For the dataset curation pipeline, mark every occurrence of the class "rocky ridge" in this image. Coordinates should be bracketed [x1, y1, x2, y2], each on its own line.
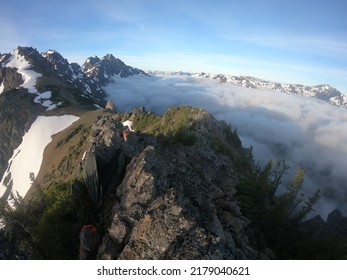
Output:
[50, 106, 270, 259]
[2, 105, 347, 259]
[87, 107, 268, 259]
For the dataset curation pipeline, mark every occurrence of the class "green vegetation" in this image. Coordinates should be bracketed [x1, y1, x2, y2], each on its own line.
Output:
[236, 160, 324, 259]
[56, 124, 85, 148]
[49, 125, 91, 183]
[208, 124, 253, 175]
[1, 183, 77, 259]
[131, 106, 199, 146]
[132, 112, 161, 132]
[0, 180, 105, 259]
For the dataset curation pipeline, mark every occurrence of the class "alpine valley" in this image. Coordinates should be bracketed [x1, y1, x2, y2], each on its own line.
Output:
[1, 46, 347, 260]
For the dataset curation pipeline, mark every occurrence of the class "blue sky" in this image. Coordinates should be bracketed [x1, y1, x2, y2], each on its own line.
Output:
[1, 0, 347, 92]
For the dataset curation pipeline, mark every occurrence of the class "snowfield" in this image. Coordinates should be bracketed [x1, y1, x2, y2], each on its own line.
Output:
[0, 115, 79, 204]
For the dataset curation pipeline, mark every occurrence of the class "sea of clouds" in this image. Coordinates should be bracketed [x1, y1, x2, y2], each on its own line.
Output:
[104, 75, 347, 219]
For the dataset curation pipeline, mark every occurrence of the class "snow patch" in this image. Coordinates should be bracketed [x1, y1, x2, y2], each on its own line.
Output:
[93, 104, 103, 109]
[0, 115, 79, 204]
[33, 91, 60, 111]
[69, 65, 78, 80]
[4, 49, 42, 93]
[46, 102, 63, 111]
[84, 83, 92, 94]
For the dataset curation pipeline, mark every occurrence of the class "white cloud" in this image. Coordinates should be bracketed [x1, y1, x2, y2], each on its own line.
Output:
[104, 75, 347, 219]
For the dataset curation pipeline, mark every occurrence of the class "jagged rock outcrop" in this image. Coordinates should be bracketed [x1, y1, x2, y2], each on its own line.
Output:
[75, 106, 271, 260]
[0, 67, 23, 92]
[41, 50, 105, 98]
[81, 115, 126, 209]
[301, 209, 347, 240]
[104, 100, 115, 112]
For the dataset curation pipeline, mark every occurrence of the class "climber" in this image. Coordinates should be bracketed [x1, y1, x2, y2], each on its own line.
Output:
[122, 126, 130, 142]
[79, 150, 87, 172]
[121, 120, 134, 142]
[122, 120, 135, 132]
[79, 224, 98, 259]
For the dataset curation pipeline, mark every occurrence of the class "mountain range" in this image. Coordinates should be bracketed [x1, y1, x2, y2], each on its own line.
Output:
[148, 71, 347, 108]
[1, 46, 346, 111]
[1, 46, 347, 260]
[1, 46, 346, 112]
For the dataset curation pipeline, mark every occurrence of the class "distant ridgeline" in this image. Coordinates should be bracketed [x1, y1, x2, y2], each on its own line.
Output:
[148, 71, 347, 109]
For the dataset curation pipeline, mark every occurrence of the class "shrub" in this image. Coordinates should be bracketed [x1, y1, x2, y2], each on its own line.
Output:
[236, 160, 321, 259]
[0, 182, 87, 259]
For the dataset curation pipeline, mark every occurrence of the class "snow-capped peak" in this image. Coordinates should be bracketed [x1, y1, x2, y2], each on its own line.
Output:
[82, 54, 148, 86]
[1, 48, 42, 94]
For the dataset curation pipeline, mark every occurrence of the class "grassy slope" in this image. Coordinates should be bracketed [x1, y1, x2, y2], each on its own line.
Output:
[25, 109, 113, 199]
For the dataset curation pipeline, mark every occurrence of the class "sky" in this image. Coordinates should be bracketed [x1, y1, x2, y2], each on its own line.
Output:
[1, 0, 347, 92]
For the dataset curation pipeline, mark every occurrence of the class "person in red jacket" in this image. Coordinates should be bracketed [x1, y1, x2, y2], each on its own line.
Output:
[79, 224, 98, 259]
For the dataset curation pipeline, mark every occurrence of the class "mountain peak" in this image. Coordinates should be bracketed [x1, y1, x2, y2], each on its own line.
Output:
[16, 46, 37, 56]
[42, 49, 68, 66]
[0, 46, 106, 111]
[103, 53, 117, 61]
[82, 53, 147, 85]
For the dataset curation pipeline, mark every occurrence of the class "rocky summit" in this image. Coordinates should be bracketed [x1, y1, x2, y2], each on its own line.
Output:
[91, 107, 261, 259]
[68, 106, 268, 259]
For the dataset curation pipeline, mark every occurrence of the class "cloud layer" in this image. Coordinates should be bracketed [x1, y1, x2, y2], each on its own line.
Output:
[104, 75, 347, 218]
